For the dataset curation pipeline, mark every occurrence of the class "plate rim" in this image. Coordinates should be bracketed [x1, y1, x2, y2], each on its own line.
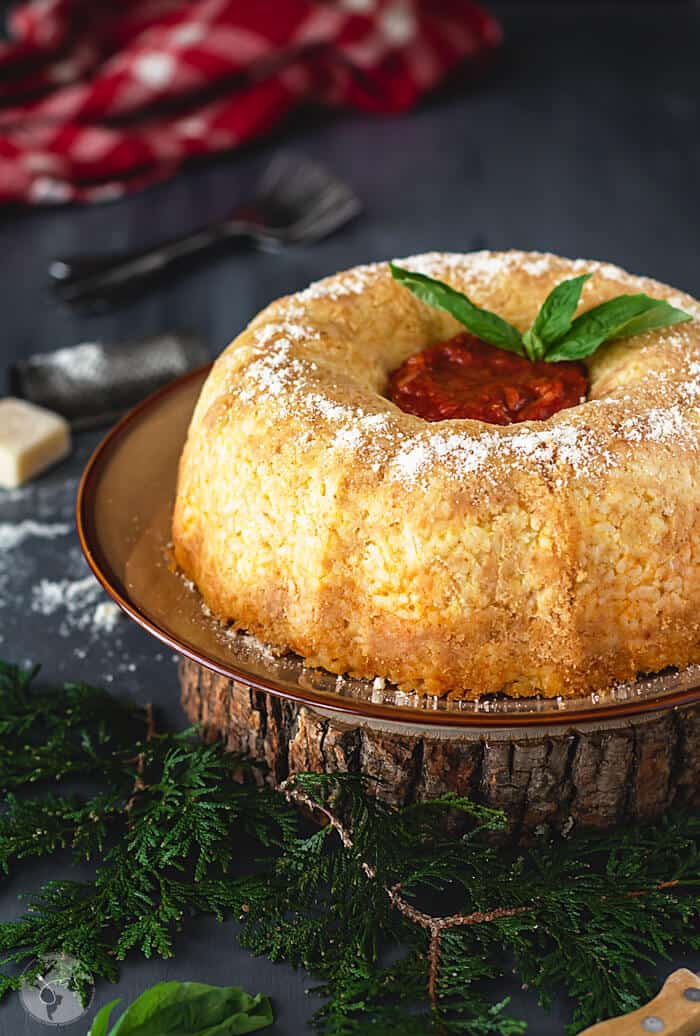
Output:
[76, 367, 700, 730]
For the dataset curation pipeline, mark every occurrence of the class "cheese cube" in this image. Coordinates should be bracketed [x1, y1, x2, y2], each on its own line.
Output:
[0, 398, 71, 489]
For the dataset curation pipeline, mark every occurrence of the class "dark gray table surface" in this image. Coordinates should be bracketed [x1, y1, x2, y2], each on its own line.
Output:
[1, 3, 699, 1033]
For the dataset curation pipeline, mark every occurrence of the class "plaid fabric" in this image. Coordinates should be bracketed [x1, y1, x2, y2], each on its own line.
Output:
[0, 0, 500, 205]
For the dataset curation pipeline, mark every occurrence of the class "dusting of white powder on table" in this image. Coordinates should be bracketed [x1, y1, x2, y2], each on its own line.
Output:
[0, 520, 71, 550]
[30, 576, 122, 637]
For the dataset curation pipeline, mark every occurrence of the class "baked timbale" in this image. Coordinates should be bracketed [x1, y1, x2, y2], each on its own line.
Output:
[173, 252, 700, 698]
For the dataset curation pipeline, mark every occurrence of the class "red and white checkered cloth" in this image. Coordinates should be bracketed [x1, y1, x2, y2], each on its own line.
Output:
[0, 0, 500, 205]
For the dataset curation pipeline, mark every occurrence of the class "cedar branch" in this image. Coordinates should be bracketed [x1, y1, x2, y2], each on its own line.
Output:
[280, 777, 532, 1012]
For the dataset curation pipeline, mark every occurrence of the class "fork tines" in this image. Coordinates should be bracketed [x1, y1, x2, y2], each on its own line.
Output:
[257, 152, 362, 242]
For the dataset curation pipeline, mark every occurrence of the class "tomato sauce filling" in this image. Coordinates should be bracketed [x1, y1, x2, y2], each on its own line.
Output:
[388, 333, 588, 425]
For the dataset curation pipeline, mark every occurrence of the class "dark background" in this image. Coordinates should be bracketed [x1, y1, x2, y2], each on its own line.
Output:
[1, 2, 699, 1033]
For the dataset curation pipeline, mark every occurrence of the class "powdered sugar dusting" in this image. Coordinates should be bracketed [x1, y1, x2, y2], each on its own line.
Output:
[227, 251, 700, 490]
[295, 262, 383, 303]
[392, 440, 433, 480]
[237, 323, 323, 407]
[362, 413, 389, 430]
[667, 292, 700, 319]
[402, 250, 512, 284]
[388, 421, 613, 487]
[238, 338, 304, 404]
[332, 426, 364, 450]
[401, 250, 700, 323]
[307, 393, 352, 423]
[332, 412, 390, 452]
[678, 359, 700, 402]
[506, 423, 606, 469]
[254, 321, 317, 346]
[569, 256, 630, 282]
[620, 406, 697, 447]
[393, 431, 496, 482]
[403, 249, 560, 285]
[519, 254, 556, 277]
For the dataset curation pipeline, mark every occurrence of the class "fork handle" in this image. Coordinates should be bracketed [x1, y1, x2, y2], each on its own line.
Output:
[579, 970, 700, 1035]
[49, 220, 246, 307]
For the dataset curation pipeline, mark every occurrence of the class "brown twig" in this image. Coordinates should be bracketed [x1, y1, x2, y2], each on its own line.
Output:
[281, 778, 690, 1015]
[279, 779, 377, 878]
[628, 878, 679, 898]
[385, 882, 530, 1008]
[280, 777, 532, 1012]
[125, 703, 155, 822]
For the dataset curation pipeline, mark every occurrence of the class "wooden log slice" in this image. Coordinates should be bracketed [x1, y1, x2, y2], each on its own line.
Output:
[180, 657, 700, 841]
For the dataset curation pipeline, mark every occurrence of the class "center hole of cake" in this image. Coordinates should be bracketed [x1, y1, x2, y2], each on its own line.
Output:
[388, 333, 589, 425]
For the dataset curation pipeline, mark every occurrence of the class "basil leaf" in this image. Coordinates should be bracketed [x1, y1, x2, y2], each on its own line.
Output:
[88, 999, 121, 1036]
[88, 981, 273, 1036]
[521, 327, 545, 362]
[545, 293, 693, 361]
[607, 299, 693, 339]
[390, 263, 525, 356]
[525, 274, 591, 357]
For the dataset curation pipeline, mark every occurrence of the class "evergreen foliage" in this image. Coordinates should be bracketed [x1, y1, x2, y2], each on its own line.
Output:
[1, 659, 699, 1034]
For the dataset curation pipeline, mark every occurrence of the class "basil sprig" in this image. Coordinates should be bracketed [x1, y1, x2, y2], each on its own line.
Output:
[390, 262, 692, 364]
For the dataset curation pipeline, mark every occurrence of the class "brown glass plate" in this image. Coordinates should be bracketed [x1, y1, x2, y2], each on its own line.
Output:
[77, 366, 700, 729]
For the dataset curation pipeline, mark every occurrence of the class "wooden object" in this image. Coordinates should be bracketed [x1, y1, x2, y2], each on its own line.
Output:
[180, 658, 700, 840]
[580, 969, 700, 1035]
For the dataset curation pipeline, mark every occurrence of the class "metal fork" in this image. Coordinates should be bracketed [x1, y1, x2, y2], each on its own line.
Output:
[49, 153, 362, 308]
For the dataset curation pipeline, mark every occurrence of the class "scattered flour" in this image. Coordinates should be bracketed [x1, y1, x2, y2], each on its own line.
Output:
[0, 459, 173, 684]
[0, 520, 73, 614]
[31, 576, 122, 638]
[32, 575, 102, 618]
[0, 520, 70, 551]
[93, 600, 123, 635]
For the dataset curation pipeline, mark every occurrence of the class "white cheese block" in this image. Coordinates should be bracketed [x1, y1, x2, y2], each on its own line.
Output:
[0, 398, 71, 489]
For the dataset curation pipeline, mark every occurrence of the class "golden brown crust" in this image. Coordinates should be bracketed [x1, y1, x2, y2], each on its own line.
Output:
[172, 251, 700, 698]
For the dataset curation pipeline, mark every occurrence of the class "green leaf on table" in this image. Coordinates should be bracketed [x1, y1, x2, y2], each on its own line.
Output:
[87, 998, 122, 1036]
[389, 263, 525, 355]
[522, 273, 591, 359]
[545, 293, 693, 361]
[86, 981, 273, 1036]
